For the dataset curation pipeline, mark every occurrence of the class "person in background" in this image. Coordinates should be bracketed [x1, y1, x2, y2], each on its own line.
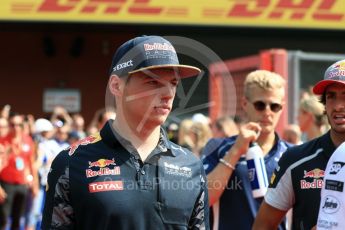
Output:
[0, 113, 38, 230]
[177, 118, 194, 151]
[71, 114, 86, 139]
[50, 106, 73, 130]
[282, 124, 302, 145]
[190, 121, 212, 158]
[166, 122, 179, 144]
[202, 70, 290, 230]
[87, 108, 116, 135]
[0, 118, 9, 143]
[298, 95, 329, 142]
[211, 116, 239, 138]
[253, 59, 345, 230]
[27, 118, 55, 230]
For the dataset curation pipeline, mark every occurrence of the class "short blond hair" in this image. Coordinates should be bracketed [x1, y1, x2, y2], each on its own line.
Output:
[300, 96, 326, 127]
[244, 70, 285, 98]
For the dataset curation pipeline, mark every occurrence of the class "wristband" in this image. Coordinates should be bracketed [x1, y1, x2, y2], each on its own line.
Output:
[219, 158, 235, 170]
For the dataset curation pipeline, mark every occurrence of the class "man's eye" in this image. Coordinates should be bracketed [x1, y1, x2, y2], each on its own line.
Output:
[171, 81, 179, 86]
[326, 94, 334, 100]
[147, 81, 159, 85]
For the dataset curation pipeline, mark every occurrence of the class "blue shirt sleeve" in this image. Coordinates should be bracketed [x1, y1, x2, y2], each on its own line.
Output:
[201, 138, 234, 175]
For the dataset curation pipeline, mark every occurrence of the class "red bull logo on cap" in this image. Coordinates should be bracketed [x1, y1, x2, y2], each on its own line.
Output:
[68, 133, 102, 156]
[333, 61, 345, 70]
[88, 158, 116, 168]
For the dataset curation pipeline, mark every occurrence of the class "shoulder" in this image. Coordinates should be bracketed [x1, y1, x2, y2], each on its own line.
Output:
[51, 149, 70, 170]
[202, 136, 237, 158]
[169, 141, 198, 160]
[66, 133, 103, 156]
[274, 135, 325, 177]
[168, 141, 204, 169]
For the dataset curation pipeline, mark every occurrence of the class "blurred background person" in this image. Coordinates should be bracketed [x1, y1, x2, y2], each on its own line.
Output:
[167, 122, 179, 144]
[0, 113, 38, 230]
[211, 116, 239, 138]
[0, 118, 9, 144]
[282, 124, 302, 145]
[87, 108, 116, 135]
[71, 114, 86, 139]
[297, 95, 329, 142]
[50, 106, 73, 132]
[190, 121, 212, 158]
[177, 118, 194, 151]
[27, 118, 55, 230]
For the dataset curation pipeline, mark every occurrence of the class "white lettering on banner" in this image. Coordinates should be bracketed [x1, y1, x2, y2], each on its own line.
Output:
[89, 181, 123, 193]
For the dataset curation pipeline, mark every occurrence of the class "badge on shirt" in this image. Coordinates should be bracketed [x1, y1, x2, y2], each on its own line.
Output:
[15, 157, 24, 171]
[321, 195, 341, 214]
[329, 161, 345, 175]
[325, 179, 344, 192]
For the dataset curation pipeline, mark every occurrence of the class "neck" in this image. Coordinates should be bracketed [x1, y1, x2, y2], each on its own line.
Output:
[13, 132, 22, 139]
[256, 131, 276, 155]
[330, 129, 345, 148]
[113, 116, 161, 161]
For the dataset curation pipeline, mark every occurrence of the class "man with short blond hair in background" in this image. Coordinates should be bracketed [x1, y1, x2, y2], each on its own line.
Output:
[202, 70, 291, 229]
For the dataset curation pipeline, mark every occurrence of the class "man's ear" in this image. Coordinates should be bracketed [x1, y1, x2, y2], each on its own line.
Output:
[108, 75, 123, 96]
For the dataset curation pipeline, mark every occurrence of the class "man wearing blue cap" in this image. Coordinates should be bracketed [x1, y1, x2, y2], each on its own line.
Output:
[42, 35, 209, 230]
[253, 59, 345, 230]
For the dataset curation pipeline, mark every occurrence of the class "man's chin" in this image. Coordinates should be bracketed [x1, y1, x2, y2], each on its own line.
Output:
[260, 126, 274, 134]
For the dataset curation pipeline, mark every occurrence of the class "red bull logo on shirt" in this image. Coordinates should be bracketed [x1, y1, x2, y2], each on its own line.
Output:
[88, 158, 116, 168]
[301, 168, 324, 189]
[86, 167, 121, 178]
[303, 168, 324, 179]
[68, 133, 102, 155]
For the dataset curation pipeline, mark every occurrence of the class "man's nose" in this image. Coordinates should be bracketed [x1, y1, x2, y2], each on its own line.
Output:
[160, 83, 176, 98]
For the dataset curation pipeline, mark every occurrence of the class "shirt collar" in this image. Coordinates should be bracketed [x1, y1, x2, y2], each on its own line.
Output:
[320, 131, 336, 160]
[100, 120, 173, 157]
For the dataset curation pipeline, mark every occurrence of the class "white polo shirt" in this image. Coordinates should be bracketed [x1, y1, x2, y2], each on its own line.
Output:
[317, 142, 345, 230]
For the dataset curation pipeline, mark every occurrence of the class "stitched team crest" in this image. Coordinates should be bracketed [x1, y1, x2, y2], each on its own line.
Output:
[68, 133, 102, 155]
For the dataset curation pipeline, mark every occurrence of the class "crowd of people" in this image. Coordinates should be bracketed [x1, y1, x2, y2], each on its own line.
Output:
[0, 88, 335, 230]
[0, 34, 344, 230]
[0, 89, 329, 230]
[0, 106, 115, 230]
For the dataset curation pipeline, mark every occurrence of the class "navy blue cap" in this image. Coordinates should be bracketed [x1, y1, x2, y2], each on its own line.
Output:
[109, 35, 201, 78]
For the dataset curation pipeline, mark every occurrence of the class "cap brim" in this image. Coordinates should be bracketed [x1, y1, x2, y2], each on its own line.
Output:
[128, 64, 201, 79]
[313, 80, 345, 95]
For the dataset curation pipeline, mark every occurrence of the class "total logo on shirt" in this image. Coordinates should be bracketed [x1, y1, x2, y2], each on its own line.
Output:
[89, 181, 124, 193]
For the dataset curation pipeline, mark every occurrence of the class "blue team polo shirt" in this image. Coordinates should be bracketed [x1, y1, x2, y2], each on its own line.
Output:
[202, 134, 291, 230]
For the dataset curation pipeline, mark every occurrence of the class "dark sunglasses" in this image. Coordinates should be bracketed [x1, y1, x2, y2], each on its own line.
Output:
[251, 101, 282, 113]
